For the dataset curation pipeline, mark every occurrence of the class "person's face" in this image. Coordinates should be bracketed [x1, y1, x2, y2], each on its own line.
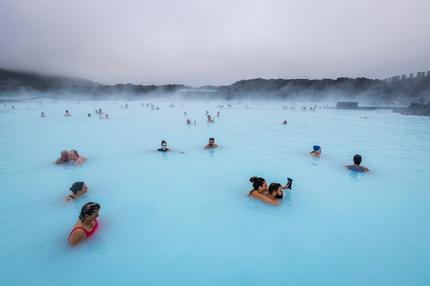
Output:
[61, 151, 69, 160]
[80, 184, 88, 194]
[260, 181, 268, 192]
[209, 139, 214, 146]
[69, 151, 77, 160]
[161, 143, 167, 150]
[275, 187, 283, 198]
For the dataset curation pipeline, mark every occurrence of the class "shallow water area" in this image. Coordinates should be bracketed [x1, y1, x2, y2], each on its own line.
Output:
[0, 99, 430, 286]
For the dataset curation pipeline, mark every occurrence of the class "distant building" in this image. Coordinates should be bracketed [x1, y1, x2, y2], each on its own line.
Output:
[336, 102, 358, 109]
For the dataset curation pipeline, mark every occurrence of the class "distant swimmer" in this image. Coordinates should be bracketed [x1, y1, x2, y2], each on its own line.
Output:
[204, 137, 218, 149]
[157, 140, 184, 153]
[267, 179, 293, 201]
[184, 112, 187, 116]
[216, 111, 220, 117]
[65, 182, 88, 201]
[68, 202, 100, 246]
[158, 140, 170, 152]
[309, 145, 321, 157]
[346, 154, 369, 173]
[248, 177, 277, 205]
[56, 150, 70, 164]
[69, 150, 86, 165]
[98, 108, 103, 115]
[88, 113, 92, 117]
[282, 120, 288, 125]
[64, 110, 71, 117]
[207, 115, 214, 123]
[186, 119, 191, 125]
[40, 112, 46, 117]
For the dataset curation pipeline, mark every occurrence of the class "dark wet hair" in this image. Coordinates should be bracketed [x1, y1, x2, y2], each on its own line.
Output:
[249, 176, 266, 191]
[209, 138, 215, 141]
[71, 150, 79, 157]
[353, 154, 362, 165]
[161, 140, 167, 145]
[70, 182, 85, 194]
[268, 183, 282, 194]
[79, 202, 100, 222]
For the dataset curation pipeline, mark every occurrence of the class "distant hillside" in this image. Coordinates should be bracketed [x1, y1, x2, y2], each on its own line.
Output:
[1, 68, 429, 104]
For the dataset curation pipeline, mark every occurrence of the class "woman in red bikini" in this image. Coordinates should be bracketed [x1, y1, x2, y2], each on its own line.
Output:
[68, 202, 100, 246]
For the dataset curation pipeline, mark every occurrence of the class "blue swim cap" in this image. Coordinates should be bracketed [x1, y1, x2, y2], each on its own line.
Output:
[313, 145, 321, 151]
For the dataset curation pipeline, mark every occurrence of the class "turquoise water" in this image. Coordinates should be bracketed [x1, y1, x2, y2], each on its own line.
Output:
[0, 99, 429, 286]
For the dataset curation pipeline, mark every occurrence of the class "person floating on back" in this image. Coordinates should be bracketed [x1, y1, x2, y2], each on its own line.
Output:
[65, 182, 88, 201]
[68, 202, 100, 246]
[55, 150, 70, 164]
[346, 154, 369, 173]
[204, 138, 218, 149]
[309, 145, 321, 157]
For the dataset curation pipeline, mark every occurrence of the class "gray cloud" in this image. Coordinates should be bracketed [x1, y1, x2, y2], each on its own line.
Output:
[0, 0, 429, 86]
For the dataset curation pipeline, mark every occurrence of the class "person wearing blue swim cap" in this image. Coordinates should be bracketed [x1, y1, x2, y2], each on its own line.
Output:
[309, 145, 322, 157]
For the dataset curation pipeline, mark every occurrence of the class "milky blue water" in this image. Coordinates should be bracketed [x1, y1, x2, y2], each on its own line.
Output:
[0, 99, 429, 286]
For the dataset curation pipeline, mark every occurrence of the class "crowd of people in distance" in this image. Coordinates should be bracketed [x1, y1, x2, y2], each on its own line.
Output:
[42, 102, 371, 247]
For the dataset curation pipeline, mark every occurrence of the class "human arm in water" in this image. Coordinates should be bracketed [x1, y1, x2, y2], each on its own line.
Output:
[68, 228, 86, 246]
[250, 191, 278, 205]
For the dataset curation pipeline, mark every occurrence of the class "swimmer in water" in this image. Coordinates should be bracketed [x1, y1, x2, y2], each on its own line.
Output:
[309, 145, 321, 157]
[157, 140, 185, 154]
[207, 115, 214, 123]
[267, 179, 293, 201]
[65, 182, 88, 201]
[40, 112, 46, 117]
[87, 113, 92, 117]
[68, 202, 100, 246]
[248, 177, 277, 205]
[186, 119, 191, 125]
[282, 120, 288, 125]
[204, 137, 218, 149]
[69, 150, 86, 165]
[55, 150, 70, 164]
[64, 110, 71, 117]
[345, 154, 369, 173]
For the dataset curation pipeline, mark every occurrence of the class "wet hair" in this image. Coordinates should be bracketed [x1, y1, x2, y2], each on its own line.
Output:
[353, 154, 362, 165]
[161, 140, 167, 146]
[70, 150, 79, 157]
[209, 137, 215, 141]
[79, 202, 100, 222]
[249, 176, 266, 191]
[70, 182, 85, 194]
[268, 183, 282, 194]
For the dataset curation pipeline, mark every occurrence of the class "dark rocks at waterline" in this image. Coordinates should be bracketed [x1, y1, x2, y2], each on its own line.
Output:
[396, 102, 430, 116]
[1, 68, 430, 103]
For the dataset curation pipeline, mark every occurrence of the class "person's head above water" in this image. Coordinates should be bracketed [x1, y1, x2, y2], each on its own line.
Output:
[353, 154, 362, 165]
[70, 182, 88, 195]
[268, 183, 283, 199]
[209, 138, 215, 145]
[158, 140, 169, 151]
[310, 145, 322, 156]
[249, 176, 267, 192]
[79, 202, 100, 223]
[69, 150, 79, 160]
[60, 150, 69, 161]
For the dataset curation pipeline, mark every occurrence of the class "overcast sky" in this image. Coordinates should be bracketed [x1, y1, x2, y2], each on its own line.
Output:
[0, 0, 429, 86]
